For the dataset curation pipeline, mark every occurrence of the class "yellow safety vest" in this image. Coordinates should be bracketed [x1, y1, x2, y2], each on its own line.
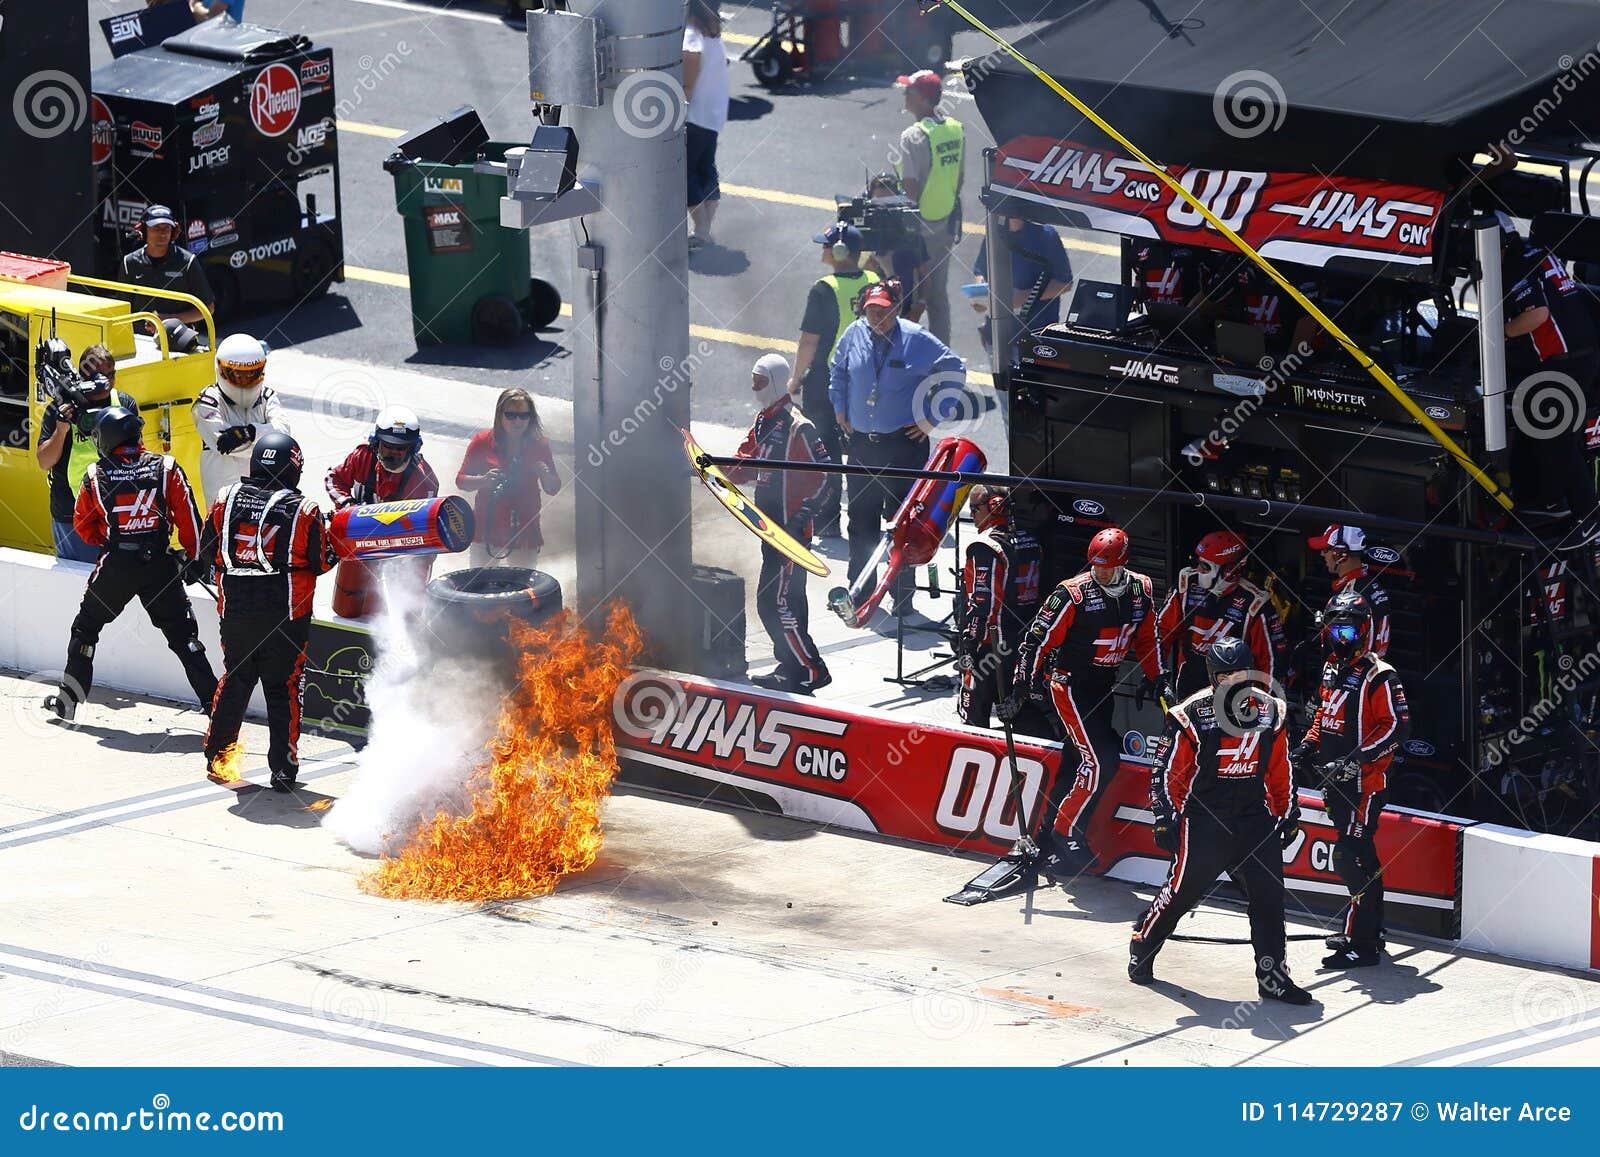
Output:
[901, 116, 964, 223]
[821, 270, 879, 358]
[65, 389, 130, 498]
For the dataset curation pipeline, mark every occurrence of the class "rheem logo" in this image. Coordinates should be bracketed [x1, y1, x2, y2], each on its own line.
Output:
[250, 64, 302, 137]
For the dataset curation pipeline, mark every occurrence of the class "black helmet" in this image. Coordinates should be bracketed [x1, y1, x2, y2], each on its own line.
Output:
[1204, 636, 1256, 682]
[249, 431, 304, 489]
[93, 407, 143, 458]
[1322, 590, 1372, 659]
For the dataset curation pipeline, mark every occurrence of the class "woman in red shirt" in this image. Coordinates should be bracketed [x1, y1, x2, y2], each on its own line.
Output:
[456, 388, 561, 569]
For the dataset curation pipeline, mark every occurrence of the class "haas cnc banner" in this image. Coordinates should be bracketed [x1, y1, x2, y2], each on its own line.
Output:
[991, 136, 1447, 274]
[617, 674, 1464, 937]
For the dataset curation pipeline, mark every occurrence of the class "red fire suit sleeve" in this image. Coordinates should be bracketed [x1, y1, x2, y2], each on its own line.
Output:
[1133, 576, 1163, 680]
[962, 541, 1007, 652]
[325, 446, 364, 508]
[787, 419, 836, 525]
[1155, 587, 1183, 676]
[722, 424, 760, 485]
[1264, 722, 1293, 819]
[164, 459, 204, 558]
[1015, 583, 1076, 689]
[1151, 714, 1199, 816]
[1356, 669, 1411, 787]
[73, 470, 108, 547]
[410, 457, 441, 499]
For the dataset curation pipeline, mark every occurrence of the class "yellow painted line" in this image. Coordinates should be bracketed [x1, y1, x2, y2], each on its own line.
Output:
[340, 120, 405, 139]
[723, 31, 760, 47]
[342, 270, 994, 386]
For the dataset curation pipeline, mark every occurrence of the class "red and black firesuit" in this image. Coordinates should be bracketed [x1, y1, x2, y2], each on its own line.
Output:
[202, 434, 338, 791]
[1297, 591, 1410, 966]
[1009, 528, 1163, 857]
[956, 488, 1044, 730]
[51, 409, 217, 718]
[1130, 637, 1308, 1002]
[324, 443, 440, 508]
[1156, 531, 1288, 697]
[725, 395, 838, 692]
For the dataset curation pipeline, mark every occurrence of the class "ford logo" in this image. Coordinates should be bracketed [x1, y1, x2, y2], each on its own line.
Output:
[1032, 345, 1058, 359]
[1368, 546, 1401, 565]
[1403, 739, 1436, 757]
[1072, 498, 1105, 517]
[1424, 405, 1450, 420]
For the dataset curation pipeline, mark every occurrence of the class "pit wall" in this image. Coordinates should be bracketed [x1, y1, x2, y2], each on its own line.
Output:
[2, 548, 1593, 972]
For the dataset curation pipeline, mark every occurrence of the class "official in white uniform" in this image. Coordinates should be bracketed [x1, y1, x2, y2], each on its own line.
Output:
[191, 333, 291, 505]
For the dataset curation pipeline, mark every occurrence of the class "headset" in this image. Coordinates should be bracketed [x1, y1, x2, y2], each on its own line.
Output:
[832, 235, 852, 262]
[852, 277, 904, 317]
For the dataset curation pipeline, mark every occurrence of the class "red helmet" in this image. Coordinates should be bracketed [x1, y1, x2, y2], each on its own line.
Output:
[1087, 527, 1130, 568]
[1194, 530, 1248, 582]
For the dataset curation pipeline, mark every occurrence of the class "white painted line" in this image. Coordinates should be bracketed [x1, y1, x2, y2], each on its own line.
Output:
[341, 0, 505, 25]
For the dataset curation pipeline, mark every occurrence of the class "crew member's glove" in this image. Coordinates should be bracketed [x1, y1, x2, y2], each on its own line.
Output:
[1289, 742, 1314, 767]
[1278, 805, 1302, 849]
[1152, 810, 1181, 854]
[1322, 757, 1361, 785]
[996, 692, 1026, 725]
[183, 558, 211, 587]
[215, 425, 255, 455]
[1135, 675, 1176, 710]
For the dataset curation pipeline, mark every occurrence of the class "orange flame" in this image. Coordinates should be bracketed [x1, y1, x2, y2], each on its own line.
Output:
[305, 799, 333, 813]
[205, 742, 244, 785]
[363, 604, 645, 902]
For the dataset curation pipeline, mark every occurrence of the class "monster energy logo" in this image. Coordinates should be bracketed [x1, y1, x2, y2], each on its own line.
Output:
[1291, 382, 1370, 411]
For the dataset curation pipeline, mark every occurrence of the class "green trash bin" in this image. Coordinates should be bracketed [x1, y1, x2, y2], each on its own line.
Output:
[388, 141, 562, 346]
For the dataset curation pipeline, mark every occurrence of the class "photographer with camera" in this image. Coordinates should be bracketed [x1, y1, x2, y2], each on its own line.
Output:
[787, 223, 878, 538]
[122, 205, 213, 336]
[893, 70, 964, 343]
[861, 173, 928, 325]
[456, 388, 561, 570]
[36, 343, 137, 563]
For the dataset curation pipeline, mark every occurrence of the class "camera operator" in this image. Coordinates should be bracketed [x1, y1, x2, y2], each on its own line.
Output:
[893, 70, 964, 343]
[828, 279, 964, 619]
[861, 173, 928, 326]
[36, 344, 137, 563]
[122, 205, 213, 335]
[788, 223, 878, 538]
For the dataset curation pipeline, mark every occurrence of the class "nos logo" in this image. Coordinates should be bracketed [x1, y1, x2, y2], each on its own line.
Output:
[935, 746, 1046, 842]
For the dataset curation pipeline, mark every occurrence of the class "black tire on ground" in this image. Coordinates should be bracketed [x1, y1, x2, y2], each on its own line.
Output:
[423, 566, 564, 671]
[526, 278, 562, 329]
[751, 44, 793, 88]
[291, 235, 337, 301]
[471, 293, 525, 346]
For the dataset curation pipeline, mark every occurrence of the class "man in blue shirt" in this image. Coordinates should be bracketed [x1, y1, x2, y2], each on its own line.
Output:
[829, 279, 965, 617]
[972, 215, 1074, 341]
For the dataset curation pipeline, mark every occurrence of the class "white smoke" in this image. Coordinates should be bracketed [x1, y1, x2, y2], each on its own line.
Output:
[322, 565, 498, 856]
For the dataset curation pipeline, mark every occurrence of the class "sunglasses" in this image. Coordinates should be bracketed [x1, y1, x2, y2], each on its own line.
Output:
[1327, 623, 1361, 643]
[503, 411, 533, 421]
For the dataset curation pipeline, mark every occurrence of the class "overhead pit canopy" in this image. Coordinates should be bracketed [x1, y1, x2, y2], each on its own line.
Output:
[971, 0, 1600, 273]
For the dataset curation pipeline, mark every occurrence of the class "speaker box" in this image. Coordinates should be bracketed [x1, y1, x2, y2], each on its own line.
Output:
[689, 564, 746, 680]
[387, 105, 490, 167]
[0, 3, 95, 269]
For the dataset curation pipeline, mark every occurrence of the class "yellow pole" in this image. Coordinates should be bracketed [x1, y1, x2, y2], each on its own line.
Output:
[940, 0, 1514, 511]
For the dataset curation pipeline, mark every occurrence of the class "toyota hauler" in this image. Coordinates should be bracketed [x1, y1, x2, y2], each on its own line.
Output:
[91, 19, 344, 319]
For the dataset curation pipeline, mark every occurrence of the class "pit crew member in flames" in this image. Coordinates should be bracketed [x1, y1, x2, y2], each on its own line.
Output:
[1307, 524, 1391, 657]
[725, 354, 838, 695]
[1001, 527, 1164, 872]
[1130, 637, 1312, 1005]
[44, 408, 218, 722]
[192, 333, 291, 501]
[1294, 590, 1410, 970]
[956, 485, 1045, 732]
[1155, 529, 1288, 698]
[201, 433, 337, 792]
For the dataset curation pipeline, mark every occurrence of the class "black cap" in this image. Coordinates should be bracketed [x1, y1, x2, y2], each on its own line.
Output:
[142, 204, 177, 228]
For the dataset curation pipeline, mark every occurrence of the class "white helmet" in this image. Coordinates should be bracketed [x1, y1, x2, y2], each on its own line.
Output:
[371, 405, 422, 473]
[215, 333, 268, 405]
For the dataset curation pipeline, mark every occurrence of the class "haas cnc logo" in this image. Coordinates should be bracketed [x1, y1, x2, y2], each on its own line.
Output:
[250, 64, 302, 137]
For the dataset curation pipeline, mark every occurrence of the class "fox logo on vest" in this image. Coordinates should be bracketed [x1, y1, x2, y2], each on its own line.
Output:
[113, 488, 162, 534]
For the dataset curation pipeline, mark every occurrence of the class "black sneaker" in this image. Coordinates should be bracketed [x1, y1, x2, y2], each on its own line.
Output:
[751, 671, 797, 692]
[1321, 946, 1381, 970]
[798, 671, 832, 695]
[270, 771, 297, 794]
[1556, 510, 1600, 552]
[1257, 969, 1314, 1005]
[43, 693, 76, 723]
[1324, 932, 1386, 952]
[1128, 945, 1156, 985]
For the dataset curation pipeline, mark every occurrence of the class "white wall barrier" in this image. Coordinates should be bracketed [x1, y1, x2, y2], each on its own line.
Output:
[1461, 823, 1600, 972]
[0, 546, 264, 717]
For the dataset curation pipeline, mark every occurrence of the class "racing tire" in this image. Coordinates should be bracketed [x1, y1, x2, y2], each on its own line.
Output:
[751, 44, 792, 89]
[526, 278, 562, 330]
[471, 293, 525, 346]
[423, 567, 564, 671]
[290, 235, 337, 302]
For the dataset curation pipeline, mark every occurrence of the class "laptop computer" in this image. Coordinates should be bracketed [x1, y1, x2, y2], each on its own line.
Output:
[1215, 319, 1267, 366]
[1066, 281, 1132, 333]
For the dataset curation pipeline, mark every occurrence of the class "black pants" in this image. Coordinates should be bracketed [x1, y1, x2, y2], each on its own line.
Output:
[846, 430, 925, 605]
[800, 394, 844, 532]
[1510, 351, 1599, 515]
[1133, 808, 1288, 978]
[756, 544, 827, 686]
[1325, 784, 1387, 949]
[959, 641, 1054, 736]
[62, 547, 216, 709]
[1042, 673, 1122, 846]
[205, 613, 312, 777]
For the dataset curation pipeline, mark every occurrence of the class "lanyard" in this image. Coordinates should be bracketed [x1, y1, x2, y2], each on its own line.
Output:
[867, 330, 895, 415]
